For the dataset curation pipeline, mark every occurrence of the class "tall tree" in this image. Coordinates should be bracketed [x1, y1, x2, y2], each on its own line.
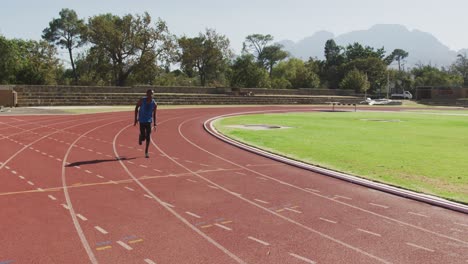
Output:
[385, 49, 409, 71]
[86, 12, 176, 86]
[324, 39, 343, 66]
[242, 34, 274, 61]
[340, 68, 370, 96]
[273, 58, 320, 89]
[230, 54, 269, 88]
[343, 42, 386, 62]
[451, 53, 468, 86]
[42, 8, 86, 84]
[258, 44, 288, 77]
[178, 29, 233, 86]
[0, 35, 18, 84]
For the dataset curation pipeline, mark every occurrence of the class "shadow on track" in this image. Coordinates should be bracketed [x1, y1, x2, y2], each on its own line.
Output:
[66, 157, 136, 167]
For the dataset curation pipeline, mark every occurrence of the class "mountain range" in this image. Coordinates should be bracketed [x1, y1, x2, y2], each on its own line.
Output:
[279, 24, 467, 68]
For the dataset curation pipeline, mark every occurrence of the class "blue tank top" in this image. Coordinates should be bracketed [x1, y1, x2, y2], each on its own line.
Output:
[139, 97, 156, 123]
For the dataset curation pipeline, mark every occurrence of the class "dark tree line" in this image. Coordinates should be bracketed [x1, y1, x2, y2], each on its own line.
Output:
[0, 8, 467, 94]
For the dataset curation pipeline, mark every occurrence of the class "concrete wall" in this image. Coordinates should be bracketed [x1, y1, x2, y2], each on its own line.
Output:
[0, 87, 17, 107]
[6, 85, 357, 97]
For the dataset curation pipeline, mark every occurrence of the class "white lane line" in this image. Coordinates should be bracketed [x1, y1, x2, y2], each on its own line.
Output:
[186, 179, 197, 183]
[247, 236, 270, 246]
[96, 152, 103, 155]
[27, 181, 35, 186]
[19, 176, 25, 180]
[56, 158, 62, 161]
[144, 259, 156, 264]
[231, 192, 242, 196]
[200, 164, 209, 167]
[5, 165, 10, 169]
[139, 165, 148, 168]
[214, 223, 232, 231]
[85, 170, 92, 174]
[254, 199, 269, 204]
[369, 203, 389, 209]
[408, 212, 429, 218]
[450, 228, 464, 233]
[77, 214, 88, 221]
[358, 228, 382, 237]
[185, 211, 201, 219]
[144, 194, 153, 199]
[289, 253, 316, 263]
[49, 155, 54, 158]
[208, 185, 219, 189]
[127, 161, 134, 164]
[454, 222, 468, 227]
[162, 202, 175, 208]
[125, 187, 135, 191]
[37, 188, 44, 192]
[75, 166, 81, 169]
[48, 195, 57, 201]
[94, 226, 108, 234]
[35, 149, 40, 152]
[96, 174, 104, 179]
[153, 169, 162, 172]
[61, 204, 70, 210]
[334, 195, 352, 200]
[406, 242, 435, 252]
[41, 152, 47, 155]
[256, 177, 268, 181]
[305, 188, 320, 193]
[235, 172, 246, 175]
[11, 170, 17, 174]
[185, 160, 193, 163]
[319, 217, 337, 224]
[117, 240, 133, 250]
[284, 208, 302, 214]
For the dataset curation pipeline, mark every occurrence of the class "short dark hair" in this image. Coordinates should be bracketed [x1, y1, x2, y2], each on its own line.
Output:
[146, 89, 154, 95]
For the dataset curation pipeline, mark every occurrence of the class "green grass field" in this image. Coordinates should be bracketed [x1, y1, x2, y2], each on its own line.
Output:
[215, 111, 468, 204]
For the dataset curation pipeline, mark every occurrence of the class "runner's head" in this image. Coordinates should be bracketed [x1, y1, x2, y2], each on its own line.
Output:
[146, 89, 154, 99]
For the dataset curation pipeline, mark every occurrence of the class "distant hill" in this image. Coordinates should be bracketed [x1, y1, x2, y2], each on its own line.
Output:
[279, 24, 466, 68]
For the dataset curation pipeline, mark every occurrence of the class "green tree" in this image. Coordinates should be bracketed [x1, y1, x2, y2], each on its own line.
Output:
[385, 49, 409, 71]
[242, 34, 274, 61]
[86, 12, 176, 86]
[178, 29, 233, 86]
[12, 39, 61, 85]
[342, 57, 387, 94]
[0, 35, 18, 84]
[412, 65, 463, 87]
[42, 8, 87, 84]
[323, 39, 344, 88]
[343, 42, 385, 62]
[258, 44, 288, 77]
[324, 39, 343, 66]
[340, 68, 370, 96]
[273, 58, 320, 88]
[230, 54, 269, 88]
[451, 53, 468, 86]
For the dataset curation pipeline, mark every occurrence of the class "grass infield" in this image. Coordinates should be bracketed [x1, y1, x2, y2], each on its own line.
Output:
[215, 111, 468, 204]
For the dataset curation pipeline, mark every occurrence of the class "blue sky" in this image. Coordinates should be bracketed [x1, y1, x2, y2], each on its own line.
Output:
[1, 0, 467, 55]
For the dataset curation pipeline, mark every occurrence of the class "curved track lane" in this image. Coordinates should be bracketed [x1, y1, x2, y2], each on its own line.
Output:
[0, 106, 467, 264]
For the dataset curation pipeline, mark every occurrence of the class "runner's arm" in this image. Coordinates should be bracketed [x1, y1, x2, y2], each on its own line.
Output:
[134, 99, 142, 126]
[153, 102, 158, 128]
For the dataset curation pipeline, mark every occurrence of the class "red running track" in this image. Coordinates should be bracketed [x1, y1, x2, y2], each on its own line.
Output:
[0, 106, 467, 264]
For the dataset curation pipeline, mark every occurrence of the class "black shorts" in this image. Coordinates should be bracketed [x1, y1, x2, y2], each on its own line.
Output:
[139, 122, 152, 141]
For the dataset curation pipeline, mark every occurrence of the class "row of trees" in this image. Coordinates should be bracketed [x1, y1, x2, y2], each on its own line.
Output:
[1, 8, 468, 94]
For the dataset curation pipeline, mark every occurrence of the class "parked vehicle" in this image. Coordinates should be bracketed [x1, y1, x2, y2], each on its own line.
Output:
[391, 91, 412, 99]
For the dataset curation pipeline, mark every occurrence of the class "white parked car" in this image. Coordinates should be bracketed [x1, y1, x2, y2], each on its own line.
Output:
[391, 91, 412, 99]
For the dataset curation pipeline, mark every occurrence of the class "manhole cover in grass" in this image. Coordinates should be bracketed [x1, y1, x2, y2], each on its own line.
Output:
[360, 119, 402, 122]
[227, 124, 292, 130]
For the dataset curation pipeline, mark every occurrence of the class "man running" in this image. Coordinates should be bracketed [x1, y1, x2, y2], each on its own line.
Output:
[134, 89, 157, 158]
